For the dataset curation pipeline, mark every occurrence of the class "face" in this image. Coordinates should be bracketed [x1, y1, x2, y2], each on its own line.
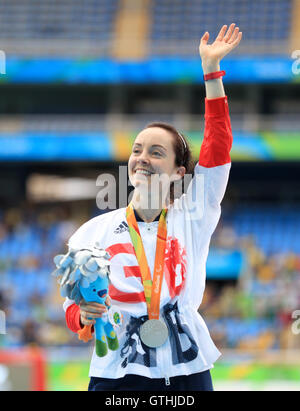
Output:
[128, 127, 185, 194]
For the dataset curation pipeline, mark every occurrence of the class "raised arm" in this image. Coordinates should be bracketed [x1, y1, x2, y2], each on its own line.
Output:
[175, 25, 243, 230]
[199, 24, 242, 99]
[197, 24, 242, 169]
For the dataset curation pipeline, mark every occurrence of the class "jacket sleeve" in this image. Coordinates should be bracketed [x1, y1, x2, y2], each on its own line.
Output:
[199, 96, 233, 168]
[65, 302, 82, 333]
[172, 96, 233, 241]
[62, 218, 99, 334]
[197, 95, 233, 212]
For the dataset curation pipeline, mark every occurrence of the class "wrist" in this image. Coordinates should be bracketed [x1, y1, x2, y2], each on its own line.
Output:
[201, 60, 221, 75]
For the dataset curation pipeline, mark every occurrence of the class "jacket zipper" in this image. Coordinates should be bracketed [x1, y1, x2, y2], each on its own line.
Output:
[157, 322, 171, 386]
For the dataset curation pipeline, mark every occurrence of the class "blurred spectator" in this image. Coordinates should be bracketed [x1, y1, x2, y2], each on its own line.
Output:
[21, 319, 40, 346]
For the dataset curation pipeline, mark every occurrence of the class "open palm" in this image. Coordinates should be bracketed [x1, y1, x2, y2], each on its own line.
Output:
[199, 24, 242, 64]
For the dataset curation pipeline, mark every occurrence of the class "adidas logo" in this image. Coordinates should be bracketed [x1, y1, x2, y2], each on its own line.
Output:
[114, 221, 129, 234]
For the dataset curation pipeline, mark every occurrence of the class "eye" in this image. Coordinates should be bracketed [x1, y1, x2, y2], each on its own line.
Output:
[93, 289, 96, 292]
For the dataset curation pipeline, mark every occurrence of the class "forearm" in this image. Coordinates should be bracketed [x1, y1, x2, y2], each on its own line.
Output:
[202, 61, 225, 99]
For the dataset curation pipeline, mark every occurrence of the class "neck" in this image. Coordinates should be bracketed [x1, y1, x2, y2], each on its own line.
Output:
[134, 207, 162, 223]
[131, 190, 166, 223]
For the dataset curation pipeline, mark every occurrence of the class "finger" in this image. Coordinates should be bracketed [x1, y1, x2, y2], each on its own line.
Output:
[228, 27, 240, 44]
[84, 306, 107, 315]
[227, 32, 242, 53]
[215, 25, 227, 41]
[200, 31, 209, 45]
[85, 312, 105, 319]
[80, 312, 96, 325]
[89, 303, 107, 311]
[81, 310, 104, 320]
[80, 302, 107, 311]
[83, 301, 106, 307]
[81, 316, 96, 326]
[224, 23, 235, 43]
[82, 318, 95, 325]
[233, 32, 243, 46]
[105, 296, 111, 307]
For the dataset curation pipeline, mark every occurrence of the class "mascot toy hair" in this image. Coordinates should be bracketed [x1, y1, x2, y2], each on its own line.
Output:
[52, 242, 122, 357]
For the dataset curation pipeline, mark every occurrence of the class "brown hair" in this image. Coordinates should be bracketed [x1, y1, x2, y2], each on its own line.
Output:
[144, 122, 195, 204]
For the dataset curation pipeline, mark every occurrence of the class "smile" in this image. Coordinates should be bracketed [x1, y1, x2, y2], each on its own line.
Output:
[134, 169, 153, 176]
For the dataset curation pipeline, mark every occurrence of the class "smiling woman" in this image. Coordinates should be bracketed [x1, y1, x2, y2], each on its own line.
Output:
[127, 123, 194, 222]
[61, 24, 242, 392]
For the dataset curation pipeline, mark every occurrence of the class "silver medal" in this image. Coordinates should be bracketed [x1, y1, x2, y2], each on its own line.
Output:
[139, 319, 169, 348]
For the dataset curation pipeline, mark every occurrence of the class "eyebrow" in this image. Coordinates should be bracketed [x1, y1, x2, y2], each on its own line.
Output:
[133, 143, 167, 151]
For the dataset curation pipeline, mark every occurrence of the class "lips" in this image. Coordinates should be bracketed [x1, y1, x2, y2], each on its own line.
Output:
[134, 169, 153, 175]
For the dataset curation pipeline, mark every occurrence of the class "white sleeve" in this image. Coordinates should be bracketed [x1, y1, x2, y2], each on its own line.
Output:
[61, 219, 98, 312]
[67, 216, 100, 249]
[63, 297, 75, 312]
[173, 162, 231, 234]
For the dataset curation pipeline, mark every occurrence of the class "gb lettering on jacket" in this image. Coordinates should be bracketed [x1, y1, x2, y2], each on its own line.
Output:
[106, 236, 187, 304]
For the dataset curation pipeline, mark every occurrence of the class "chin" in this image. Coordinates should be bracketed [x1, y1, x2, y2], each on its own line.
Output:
[131, 173, 151, 185]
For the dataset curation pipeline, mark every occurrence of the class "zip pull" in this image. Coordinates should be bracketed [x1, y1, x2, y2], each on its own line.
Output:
[165, 376, 170, 386]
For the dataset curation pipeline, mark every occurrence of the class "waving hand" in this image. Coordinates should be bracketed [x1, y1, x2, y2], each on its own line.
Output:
[199, 24, 242, 69]
[199, 24, 242, 98]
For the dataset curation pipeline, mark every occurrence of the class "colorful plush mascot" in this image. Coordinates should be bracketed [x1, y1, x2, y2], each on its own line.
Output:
[52, 242, 122, 357]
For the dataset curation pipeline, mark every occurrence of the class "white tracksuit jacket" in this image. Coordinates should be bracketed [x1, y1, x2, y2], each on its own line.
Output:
[63, 96, 233, 380]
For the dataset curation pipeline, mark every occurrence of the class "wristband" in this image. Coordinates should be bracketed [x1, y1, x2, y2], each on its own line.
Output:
[203, 70, 226, 81]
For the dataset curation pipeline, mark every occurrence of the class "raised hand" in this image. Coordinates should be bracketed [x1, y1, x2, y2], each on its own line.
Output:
[199, 24, 242, 72]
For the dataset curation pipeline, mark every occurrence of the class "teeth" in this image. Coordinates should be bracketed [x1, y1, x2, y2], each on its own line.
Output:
[135, 170, 152, 175]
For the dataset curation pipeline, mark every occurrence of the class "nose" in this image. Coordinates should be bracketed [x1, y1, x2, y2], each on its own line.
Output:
[137, 156, 150, 166]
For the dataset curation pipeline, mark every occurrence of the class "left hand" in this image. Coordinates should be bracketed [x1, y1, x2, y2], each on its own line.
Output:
[199, 24, 242, 72]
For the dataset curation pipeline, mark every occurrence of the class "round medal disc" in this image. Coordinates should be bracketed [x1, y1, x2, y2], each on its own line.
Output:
[139, 319, 169, 348]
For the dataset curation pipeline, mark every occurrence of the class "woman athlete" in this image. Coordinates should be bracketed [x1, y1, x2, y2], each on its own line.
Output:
[63, 24, 242, 391]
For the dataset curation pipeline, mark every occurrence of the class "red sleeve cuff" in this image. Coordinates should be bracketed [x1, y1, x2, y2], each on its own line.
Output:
[65, 303, 82, 333]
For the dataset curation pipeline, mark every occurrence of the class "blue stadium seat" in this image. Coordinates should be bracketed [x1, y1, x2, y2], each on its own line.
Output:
[229, 204, 300, 255]
[150, 0, 292, 55]
[0, 0, 119, 41]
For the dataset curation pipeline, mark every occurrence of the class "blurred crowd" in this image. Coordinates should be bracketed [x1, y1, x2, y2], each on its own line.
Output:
[0, 203, 80, 348]
[202, 223, 300, 351]
[0, 202, 300, 352]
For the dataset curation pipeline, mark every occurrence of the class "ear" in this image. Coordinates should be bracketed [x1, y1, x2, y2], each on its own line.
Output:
[173, 166, 186, 181]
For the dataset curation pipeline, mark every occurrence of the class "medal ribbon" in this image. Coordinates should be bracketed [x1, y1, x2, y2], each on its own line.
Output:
[126, 203, 168, 320]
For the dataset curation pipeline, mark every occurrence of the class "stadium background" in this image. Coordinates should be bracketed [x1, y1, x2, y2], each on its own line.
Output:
[0, 0, 300, 391]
